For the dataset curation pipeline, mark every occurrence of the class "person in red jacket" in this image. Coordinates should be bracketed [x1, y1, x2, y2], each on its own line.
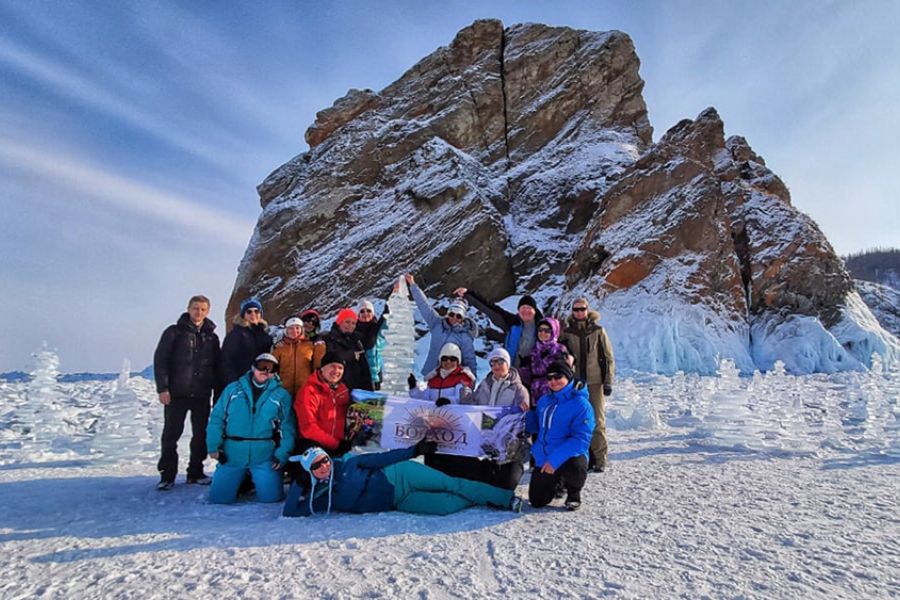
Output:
[407, 343, 474, 404]
[294, 352, 351, 459]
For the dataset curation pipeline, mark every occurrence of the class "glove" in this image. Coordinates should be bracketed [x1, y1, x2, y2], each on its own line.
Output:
[603, 384, 613, 397]
[335, 439, 352, 455]
[414, 439, 438, 456]
[407, 374, 417, 390]
[434, 397, 451, 407]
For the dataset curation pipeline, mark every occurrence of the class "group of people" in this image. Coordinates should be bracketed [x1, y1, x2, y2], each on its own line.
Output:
[152, 275, 615, 516]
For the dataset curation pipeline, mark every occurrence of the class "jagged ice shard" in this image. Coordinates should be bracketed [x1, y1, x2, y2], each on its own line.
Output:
[380, 276, 417, 395]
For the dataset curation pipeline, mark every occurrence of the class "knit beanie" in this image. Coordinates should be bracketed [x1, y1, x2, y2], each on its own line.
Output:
[336, 308, 358, 323]
[320, 351, 345, 368]
[517, 295, 537, 310]
[439, 343, 462, 362]
[487, 347, 511, 364]
[447, 300, 467, 317]
[546, 359, 574, 382]
[358, 300, 375, 313]
[291, 446, 329, 473]
[240, 298, 263, 316]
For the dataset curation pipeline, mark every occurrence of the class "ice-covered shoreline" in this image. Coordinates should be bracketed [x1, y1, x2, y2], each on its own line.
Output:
[1, 350, 898, 597]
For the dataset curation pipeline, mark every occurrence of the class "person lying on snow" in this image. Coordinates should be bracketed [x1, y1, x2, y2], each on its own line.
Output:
[282, 442, 524, 517]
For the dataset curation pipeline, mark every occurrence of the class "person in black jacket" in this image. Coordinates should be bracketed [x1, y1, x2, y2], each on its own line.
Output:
[218, 297, 273, 394]
[322, 308, 374, 392]
[153, 295, 220, 490]
[454, 288, 543, 387]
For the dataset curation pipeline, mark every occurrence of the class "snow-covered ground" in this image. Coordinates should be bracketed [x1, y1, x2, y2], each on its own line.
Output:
[1, 352, 898, 599]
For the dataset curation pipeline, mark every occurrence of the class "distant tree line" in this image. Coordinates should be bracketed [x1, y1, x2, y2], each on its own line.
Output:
[843, 248, 900, 285]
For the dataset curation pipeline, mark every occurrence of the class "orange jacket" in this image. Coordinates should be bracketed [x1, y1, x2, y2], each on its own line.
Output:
[273, 337, 325, 397]
[294, 370, 350, 451]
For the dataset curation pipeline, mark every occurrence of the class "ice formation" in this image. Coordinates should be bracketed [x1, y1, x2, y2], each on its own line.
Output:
[380, 276, 417, 395]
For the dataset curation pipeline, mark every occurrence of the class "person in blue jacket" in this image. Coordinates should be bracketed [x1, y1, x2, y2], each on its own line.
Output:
[525, 359, 594, 511]
[405, 273, 478, 377]
[206, 353, 297, 504]
[282, 442, 523, 517]
[453, 287, 542, 388]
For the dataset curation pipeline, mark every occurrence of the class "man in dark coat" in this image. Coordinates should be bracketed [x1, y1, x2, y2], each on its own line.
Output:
[153, 295, 220, 490]
[559, 297, 615, 472]
[218, 298, 273, 394]
[322, 308, 374, 392]
[454, 287, 543, 380]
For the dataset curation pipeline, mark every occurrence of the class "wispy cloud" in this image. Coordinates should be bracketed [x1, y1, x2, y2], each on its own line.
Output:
[0, 139, 255, 244]
[0, 34, 248, 171]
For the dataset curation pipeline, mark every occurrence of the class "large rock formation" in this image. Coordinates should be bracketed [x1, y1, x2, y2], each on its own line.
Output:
[562, 107, 897, 373]
[229, 19, 898, 374]
[230, 19, 649, 319]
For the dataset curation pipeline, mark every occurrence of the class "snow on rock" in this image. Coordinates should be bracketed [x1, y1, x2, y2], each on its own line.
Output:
[856, 278, 900, 338]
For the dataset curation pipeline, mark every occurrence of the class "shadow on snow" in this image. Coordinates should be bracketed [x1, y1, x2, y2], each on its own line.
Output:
[0, 475, 519, 563]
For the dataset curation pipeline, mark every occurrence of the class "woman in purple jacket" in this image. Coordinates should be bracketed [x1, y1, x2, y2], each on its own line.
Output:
[527, 318, 571, 403]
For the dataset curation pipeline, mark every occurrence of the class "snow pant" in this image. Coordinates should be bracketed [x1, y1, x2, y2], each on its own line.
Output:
[528, 455, 588, 508]
[382, 460, 514, 515]
[587, 384, 608, 468]
[209, 461, 284, 504]
[157, 395, 210, 482]
[425, 453, 524, 490]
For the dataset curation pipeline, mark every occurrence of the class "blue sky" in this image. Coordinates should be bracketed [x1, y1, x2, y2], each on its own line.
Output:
[1, 1, 898, 372]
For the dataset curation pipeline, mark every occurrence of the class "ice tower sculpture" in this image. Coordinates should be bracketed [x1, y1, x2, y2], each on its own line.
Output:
[92, 359, 148, 459]
[24, 342, 64, 451]
[380, 276, 417, 395]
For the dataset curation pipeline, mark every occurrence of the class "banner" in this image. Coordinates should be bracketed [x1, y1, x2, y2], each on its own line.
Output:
[346, 391, 529, 463]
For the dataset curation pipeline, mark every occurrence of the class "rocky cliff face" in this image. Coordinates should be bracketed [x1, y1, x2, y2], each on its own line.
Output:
[229, 19, 898, 374]
[230, 19, 649, 320]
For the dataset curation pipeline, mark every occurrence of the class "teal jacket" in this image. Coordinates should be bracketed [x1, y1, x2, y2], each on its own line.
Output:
[207, 372, 297, 466]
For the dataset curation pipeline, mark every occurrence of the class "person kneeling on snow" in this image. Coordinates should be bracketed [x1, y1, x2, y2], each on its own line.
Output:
[282, 443, 524, 517]
[526, 359, 593, 511]
[206, 353, 297, 504]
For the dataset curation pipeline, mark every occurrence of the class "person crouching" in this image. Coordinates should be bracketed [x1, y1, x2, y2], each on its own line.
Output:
[525, 359, 594, 511]
[206, 353, 297, 504]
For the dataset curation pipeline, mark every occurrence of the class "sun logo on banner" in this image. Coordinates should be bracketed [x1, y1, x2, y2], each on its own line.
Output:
[394, 406, 469, 448]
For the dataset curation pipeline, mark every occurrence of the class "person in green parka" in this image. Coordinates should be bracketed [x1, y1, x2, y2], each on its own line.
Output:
[207, 353, 297, 504]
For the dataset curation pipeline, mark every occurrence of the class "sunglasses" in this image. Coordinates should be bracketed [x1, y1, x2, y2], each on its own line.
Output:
[547, 373, 567, 381]
[359, 309, 373, 314]
[254, 365, 275, 374]
[440, 356, 459, 363]
[489, 358, 507, 366]
[537, 327, 553, 334]
[447, 312, 464, 319]
[572, 307, 587, 312]
[301, 316, 319, 323]
[311, 457, 331, 471]
[245, 308, 261, 314]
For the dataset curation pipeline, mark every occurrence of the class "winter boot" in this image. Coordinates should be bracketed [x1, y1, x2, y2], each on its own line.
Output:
[187, 474, 212, 485]
[509, 496, 525, 513]
[156, 480, 175, 491]
[554, 480, 566, 499]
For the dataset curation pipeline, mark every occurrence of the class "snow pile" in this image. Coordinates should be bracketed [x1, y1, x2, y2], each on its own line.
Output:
[606, 376, 662, 430]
